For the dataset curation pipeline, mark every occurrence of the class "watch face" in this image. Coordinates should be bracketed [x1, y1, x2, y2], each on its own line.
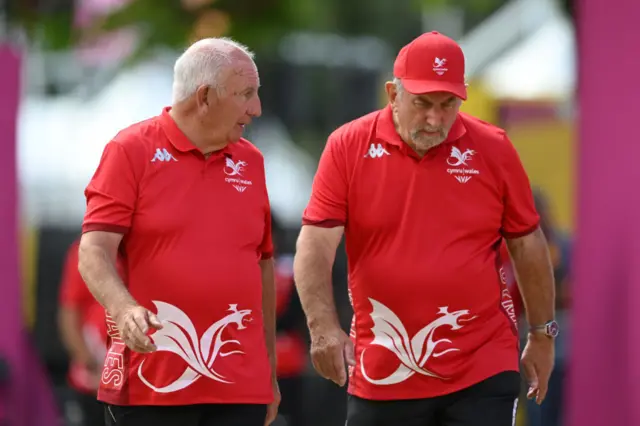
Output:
[546, 321, 559, 337]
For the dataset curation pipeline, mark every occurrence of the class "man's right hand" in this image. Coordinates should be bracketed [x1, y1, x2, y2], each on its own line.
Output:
[309, 326, 355, 387]
[113, 304, 163, 353]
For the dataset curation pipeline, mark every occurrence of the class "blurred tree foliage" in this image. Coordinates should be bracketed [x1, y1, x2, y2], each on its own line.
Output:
[6, 0, 75, 50]
[5, 0, 521, 58]
[5, 0, 325, 55]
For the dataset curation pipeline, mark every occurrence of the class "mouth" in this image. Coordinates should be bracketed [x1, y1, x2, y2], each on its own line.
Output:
[239, 118, 252, 125]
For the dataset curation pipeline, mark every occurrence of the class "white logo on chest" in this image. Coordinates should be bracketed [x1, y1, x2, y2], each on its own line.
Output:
[446, 147, 480, 183]
[151, 148, 177, 162]
[364, 143, 390, 158]
[360, 298, 476, 385]
[224, 158, 246, 176]
[223, 157, 252, 192]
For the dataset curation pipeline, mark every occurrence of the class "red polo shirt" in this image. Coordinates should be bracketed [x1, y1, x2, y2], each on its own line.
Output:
[303, 105, 539, 400]
[83, 107, 274, 406]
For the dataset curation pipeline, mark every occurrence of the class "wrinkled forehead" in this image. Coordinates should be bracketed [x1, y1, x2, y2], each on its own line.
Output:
[221, 55, 260, 89]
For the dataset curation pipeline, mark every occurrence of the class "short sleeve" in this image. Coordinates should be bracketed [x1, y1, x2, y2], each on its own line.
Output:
[500, 135, 540, 238]
[59, 241, 92, 308]
[82, 141, 137, 234]
[302, 132, 348, 227]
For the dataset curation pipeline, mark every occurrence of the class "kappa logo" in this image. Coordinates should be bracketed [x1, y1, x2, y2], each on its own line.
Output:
[364, 143, 390, 159]
[433, 57, 448, 76]
[446, 147, 480, 183]
[151, 148, 177, 162]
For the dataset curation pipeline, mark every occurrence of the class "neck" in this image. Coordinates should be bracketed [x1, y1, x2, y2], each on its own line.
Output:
[169, 107, 227, 154]
[392, 114, 432, 158]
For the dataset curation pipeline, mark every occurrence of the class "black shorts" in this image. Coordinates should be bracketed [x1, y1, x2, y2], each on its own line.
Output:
[104, 402, 267, 426]
[347, 371, 520, 426]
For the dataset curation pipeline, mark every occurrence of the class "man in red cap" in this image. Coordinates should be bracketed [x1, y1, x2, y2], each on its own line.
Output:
[293, 31, 557, 426]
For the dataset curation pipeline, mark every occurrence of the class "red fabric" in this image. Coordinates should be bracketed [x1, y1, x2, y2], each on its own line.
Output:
[275, 333, 306, 378]
[275, 263, 295, 316]
[303, 106, 539, 400]
[274, 257, 306, 378]
[84, 108, 273, 406]
[393, 31, 467, 100]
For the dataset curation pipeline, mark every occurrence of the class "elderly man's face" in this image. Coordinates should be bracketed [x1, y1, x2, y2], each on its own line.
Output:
[386, 82, 461, 154]
[204, 57, 262, 144]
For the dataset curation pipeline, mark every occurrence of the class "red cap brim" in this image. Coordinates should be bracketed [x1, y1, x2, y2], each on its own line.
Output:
[401, 79, 467, 100]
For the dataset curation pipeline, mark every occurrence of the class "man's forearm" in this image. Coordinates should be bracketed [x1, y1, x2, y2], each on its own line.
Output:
[260, 258, 277, 377]
[78, 243, 135, 314]
[293, 239, 340, 331]
[506, 227, 556, 326]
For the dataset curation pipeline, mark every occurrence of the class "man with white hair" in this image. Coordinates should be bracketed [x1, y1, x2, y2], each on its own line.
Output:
[78, 37, 280, 426]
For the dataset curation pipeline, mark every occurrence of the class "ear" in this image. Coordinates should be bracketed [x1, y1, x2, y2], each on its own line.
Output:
[385, 81, 398, 105]
[195, 85, 210, 108]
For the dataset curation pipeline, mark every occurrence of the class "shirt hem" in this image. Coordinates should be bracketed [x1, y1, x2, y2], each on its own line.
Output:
[502, 222, 540, 239]
[98, 394, 275, 406]
[83, 223, 130, 234]
[347, 367, 519, 401]
[301, 218, 345, 228]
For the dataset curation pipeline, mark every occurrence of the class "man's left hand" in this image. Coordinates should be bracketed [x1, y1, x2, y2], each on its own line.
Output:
[264, 379, 281, 425]
[521, 332, 555, 405]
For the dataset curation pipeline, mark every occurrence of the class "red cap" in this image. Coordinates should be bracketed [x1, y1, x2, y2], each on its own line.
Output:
[393, 31, 467, 100]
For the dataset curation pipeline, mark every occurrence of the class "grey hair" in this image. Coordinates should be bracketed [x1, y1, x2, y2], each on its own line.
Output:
[392, 76, 469, 105]
[393, 76, 470, 97]
[172, 37, 255, 103]
[392, 77, 405, 97]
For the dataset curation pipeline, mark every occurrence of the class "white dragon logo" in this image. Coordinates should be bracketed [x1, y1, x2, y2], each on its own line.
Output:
[361, 298, 477, 385]
[137, 301, 252, 393]
[446, 147, 476, 167]
[223, 158, 247, 176]
[433, 57, 447, 68]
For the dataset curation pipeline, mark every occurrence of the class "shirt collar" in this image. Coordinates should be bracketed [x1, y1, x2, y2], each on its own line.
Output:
[159, 107, 200, 152]
[375, 104, 467, 147]
[158, 107, 233, 158]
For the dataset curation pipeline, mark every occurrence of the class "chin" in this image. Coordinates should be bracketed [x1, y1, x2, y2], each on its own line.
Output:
[416, 138, 445, 151]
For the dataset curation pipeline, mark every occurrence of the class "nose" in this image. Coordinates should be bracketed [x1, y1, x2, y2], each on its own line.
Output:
[248, 95, 262, 118]
[423, 107, 444, 128]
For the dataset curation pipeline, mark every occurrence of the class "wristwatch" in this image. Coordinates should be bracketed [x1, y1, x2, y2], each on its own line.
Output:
[529, 320, 559, 338]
